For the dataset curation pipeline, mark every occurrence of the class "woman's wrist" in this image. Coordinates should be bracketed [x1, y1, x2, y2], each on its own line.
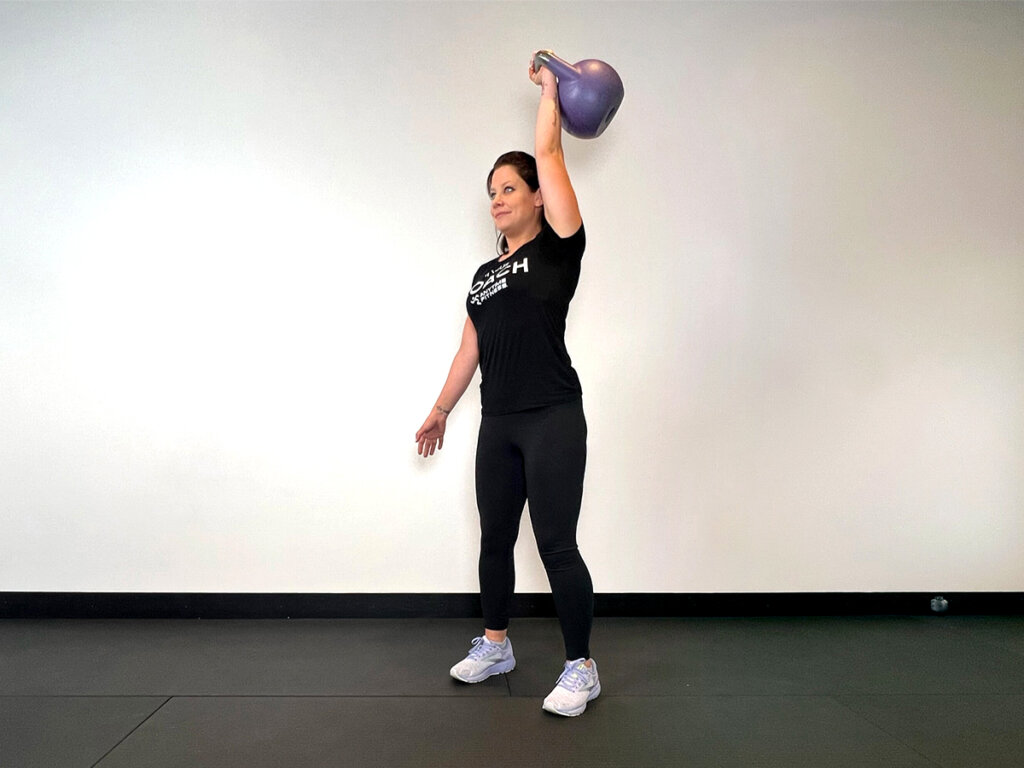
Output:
[435, 404, 451, 416]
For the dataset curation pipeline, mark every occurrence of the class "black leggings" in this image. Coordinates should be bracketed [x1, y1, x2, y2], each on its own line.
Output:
[475, 398, 593, 660]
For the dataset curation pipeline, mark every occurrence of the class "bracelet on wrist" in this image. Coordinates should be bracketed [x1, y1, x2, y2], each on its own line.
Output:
[435, 404, 451, 416]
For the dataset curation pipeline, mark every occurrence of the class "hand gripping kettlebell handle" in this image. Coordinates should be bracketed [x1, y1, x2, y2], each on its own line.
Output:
[533, 50, 576, 81]
[533, 50, 554, 74]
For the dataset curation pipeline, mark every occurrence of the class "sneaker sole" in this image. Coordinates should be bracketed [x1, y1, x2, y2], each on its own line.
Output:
[540, 684, 598, 720]
[542, 682, 601, 717]
[450, 658, 516, 684]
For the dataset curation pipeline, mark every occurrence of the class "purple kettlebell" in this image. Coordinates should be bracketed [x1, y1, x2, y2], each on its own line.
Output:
[533, 50, 624, 139]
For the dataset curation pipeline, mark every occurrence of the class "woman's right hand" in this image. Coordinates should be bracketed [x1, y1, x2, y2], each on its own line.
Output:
[415, 408, 447, 457]
[415, 317, 478, 459]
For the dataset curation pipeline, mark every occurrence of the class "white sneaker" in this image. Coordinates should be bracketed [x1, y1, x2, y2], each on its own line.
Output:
[542, 658, 601, 716]
[449, 636, 516, 683]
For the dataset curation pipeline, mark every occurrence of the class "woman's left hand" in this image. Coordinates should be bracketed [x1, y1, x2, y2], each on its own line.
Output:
[529, 51, 557, 88]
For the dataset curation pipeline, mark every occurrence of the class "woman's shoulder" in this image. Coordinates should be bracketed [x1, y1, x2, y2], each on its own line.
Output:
[540, 219, 585, 258]
[541, 216, 584, 239]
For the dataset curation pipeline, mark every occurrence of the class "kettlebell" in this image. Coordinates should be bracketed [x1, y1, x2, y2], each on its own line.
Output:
[533, 50, 624, 139]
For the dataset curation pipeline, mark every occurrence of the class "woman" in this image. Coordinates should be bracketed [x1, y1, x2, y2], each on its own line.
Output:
[414, 53, 598, 717]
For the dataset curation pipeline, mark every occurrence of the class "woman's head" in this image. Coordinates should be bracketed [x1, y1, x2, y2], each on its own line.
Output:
[487, 152, 543, 255]
[487, 151, 539, 193]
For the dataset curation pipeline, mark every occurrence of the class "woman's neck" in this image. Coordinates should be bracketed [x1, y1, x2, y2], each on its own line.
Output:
[501, 221, 543, 261]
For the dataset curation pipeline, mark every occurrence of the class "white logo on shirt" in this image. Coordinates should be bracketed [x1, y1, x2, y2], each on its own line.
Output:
[468, 257, 528, 306]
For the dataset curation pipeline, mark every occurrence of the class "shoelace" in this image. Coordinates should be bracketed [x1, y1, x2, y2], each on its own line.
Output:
[555, 661, 590, 692]
[466, 636, 498, 660]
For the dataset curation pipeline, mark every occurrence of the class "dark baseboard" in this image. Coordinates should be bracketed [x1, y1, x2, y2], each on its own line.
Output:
[1, 592, 1022, 619]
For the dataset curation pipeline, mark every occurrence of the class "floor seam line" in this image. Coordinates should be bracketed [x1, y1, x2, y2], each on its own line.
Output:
[830, 695, 945, 768]
[90, 696, 173, 768]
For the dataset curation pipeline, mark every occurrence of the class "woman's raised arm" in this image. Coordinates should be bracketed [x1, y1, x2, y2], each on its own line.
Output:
[530, 54, 582, 238]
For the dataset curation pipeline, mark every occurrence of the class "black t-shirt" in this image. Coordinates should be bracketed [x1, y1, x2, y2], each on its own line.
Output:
[466, 221, 585, 416]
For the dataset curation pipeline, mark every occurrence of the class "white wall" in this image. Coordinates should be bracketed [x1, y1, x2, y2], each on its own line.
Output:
[1, 1, 1022, 594]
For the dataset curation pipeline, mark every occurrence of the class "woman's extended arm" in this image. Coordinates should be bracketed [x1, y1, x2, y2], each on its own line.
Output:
[530, 54, 583, 238]
[415, 316, 479, 457]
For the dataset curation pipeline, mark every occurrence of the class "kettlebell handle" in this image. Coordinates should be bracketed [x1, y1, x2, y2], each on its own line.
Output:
[533, 50, 577, 81]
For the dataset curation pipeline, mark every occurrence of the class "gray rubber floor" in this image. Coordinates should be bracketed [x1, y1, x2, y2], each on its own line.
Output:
[2, 616, 1023, 767]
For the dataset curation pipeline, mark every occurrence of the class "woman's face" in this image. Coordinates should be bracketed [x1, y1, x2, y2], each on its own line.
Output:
[489, 165, 542, 237]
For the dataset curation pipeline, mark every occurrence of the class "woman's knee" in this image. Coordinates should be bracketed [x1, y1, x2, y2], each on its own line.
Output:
[538, 543, 584, 574]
